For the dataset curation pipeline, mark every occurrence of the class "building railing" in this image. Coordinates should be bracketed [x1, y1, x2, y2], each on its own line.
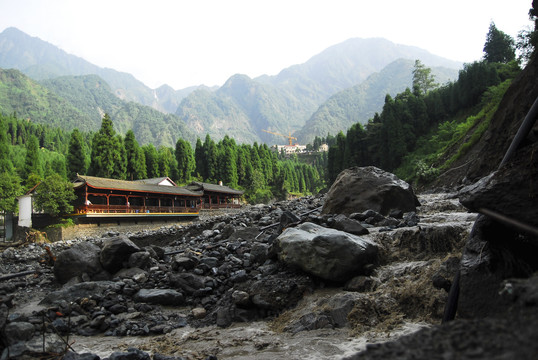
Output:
[202, 203, 242, 209]
[74, 204, 200, 215]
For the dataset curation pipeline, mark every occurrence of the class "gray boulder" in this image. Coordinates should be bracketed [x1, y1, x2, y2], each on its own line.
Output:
[331, 214, 369, 235]
[322, 166, 420, 216]
[168, 273, 210, 294]
[3, 321, 35, 345]
[1, 334, 65, 360]
[128, 251, 151, 269]
[277, 222, 378, 282]
[100, 235, 141, 273]
[459, 166, 538, 228]
[134, 289, 184, 306]
[53, 242, 104, 284]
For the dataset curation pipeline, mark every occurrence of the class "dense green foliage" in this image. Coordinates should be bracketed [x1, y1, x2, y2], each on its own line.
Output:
[0, 172, 22, 213]
[483, 22, 516, 64]
[66, 128, 88, 180]
[33, 173, 76, 217]
[89, 114, 126, 178]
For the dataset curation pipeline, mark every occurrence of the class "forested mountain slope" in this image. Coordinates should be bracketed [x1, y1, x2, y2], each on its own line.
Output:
[0, 69, 196, 147]
[294, 58, 458, 144]
[176, 39, 461, 144]
[0, 27, 462, 146]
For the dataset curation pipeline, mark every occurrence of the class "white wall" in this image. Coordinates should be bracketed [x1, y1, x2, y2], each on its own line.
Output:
[18, 195, 33, 228]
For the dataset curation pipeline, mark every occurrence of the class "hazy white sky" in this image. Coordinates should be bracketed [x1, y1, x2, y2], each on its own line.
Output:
[0, 0, 533, 89]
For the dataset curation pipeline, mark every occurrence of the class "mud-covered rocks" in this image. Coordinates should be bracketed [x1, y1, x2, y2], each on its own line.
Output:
[3, 321, 35, 345]
[331, 214, 369, 235]
[277, 222, 379, 282]
[53, 242, 105, 284]
[100, 235, 141, 273]
[323, 166, 420, 216]
[40, 281, 118, 306]
[134, 289, 184, 306]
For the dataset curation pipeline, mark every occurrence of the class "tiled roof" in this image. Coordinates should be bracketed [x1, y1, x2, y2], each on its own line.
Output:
[186, 181, 244, 195]
[135, 177, 177, 186]
[74, 175, 202, 196]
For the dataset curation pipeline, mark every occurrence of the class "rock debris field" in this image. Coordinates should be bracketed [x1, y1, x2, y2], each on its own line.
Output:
[2, 186, 536, 359]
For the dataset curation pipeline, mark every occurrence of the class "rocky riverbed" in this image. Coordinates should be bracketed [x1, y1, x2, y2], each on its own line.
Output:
[0, 189, 478, 360]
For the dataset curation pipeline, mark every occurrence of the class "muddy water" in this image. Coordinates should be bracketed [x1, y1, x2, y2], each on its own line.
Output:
[69, 321, 428, 359]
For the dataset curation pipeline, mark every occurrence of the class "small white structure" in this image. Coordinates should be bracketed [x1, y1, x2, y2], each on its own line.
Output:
[18, 194, 33, 228]
[272, 144, 307, 154]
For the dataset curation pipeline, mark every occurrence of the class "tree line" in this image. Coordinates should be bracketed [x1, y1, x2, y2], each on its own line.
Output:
[0, 111, 325, 214]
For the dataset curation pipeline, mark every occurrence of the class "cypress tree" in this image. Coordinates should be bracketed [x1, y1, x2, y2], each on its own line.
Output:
[175, 138, 195, 184]
[194, 138, 205, 179]
[142, 144, 160, 178]
[124, 130, 146, 180]
[23, 135, 41, 180]
[66, 128, 86, 180]
[204, 135, 218, 182]
[0, 117, 14, 174]
[158, 147, 174, 178]
[222, 143, 238, 187]
[483, 22, 516, 64]
[89, 114, 125, 179]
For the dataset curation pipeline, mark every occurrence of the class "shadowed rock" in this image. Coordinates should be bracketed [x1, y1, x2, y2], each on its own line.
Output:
[53, 242, 104, 284]
[100, 235, 141, 273]
[323, 166, 420, 216]
[134, 289, 184, 306]
[277, 222, 378, 282]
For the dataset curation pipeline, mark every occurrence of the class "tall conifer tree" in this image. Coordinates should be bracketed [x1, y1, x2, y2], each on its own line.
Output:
[89, 114, 125, 179]
[203, 135, 218, 182]
[175, 138, 195, 184]
[142, 144, 160, 178]
[23, 135, 41, 180]
[194, 138, 205, 179]
[0, 117, 14, 174]
[124, 130, 146, 180]
[483, 22, 516, 63]
[66, 128, 86, 180]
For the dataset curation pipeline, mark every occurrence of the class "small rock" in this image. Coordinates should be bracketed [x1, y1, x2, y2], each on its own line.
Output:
[192, 307, 207, 319]
[134, 289, 184, 306]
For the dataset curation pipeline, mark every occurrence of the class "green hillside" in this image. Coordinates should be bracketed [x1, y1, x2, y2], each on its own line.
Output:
[0, 69, 195, 147]
[0, 69, 92, 130]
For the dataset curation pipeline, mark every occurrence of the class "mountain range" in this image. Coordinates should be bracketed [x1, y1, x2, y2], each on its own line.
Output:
[0, 27, 462, 147]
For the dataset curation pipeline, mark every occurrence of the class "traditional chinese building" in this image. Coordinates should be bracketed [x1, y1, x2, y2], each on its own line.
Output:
[71, 175, 203, 219]
[185, 181, 244, 209]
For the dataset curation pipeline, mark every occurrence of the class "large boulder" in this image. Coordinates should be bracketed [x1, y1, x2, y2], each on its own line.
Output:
[100, 235, 141, 273]
[322, 166, 420, 216]
[458, 148, 538, 228]
[277, 222, 378, 282]
[53, 242, 104, 284]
